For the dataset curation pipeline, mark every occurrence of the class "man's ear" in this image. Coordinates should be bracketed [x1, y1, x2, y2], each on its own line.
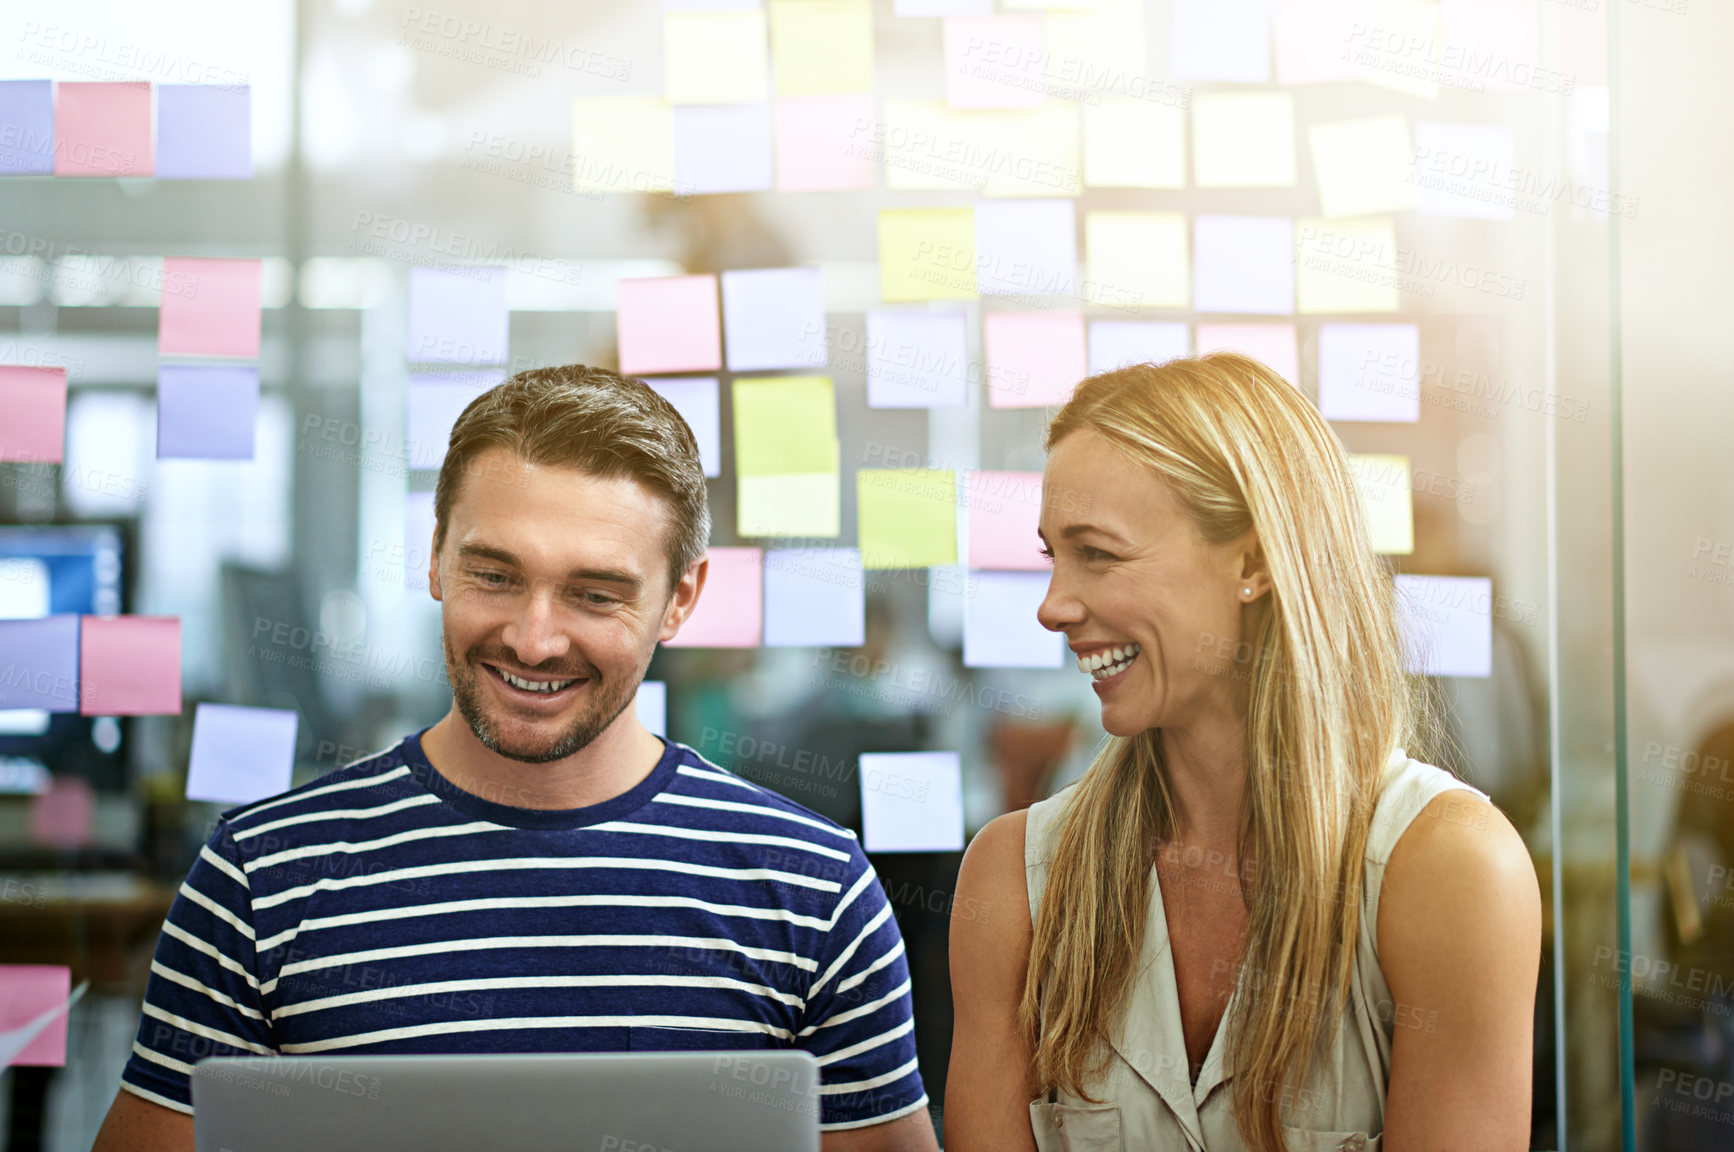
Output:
[428, 529, 444, 601]
[658, 555, 709, 643]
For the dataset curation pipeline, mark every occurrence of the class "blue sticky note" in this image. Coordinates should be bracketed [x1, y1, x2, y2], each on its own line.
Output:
[721, 266, 826, 372]
[406, 371, 503, 469]
[763, 547, 865, 647]
[155, 85, 252, 180]
[962, 571, 1065, 668]
[636, 680, 667, 737]
[673, 104, 773, 195]
[406, 267, 510, 365]
[186, 702, 299, 805]
[1087, 321, 1191, 374]
[157, 365, 259, 459]
[645, 377, 721, 478]
[0, 81, 53, 175]
[0, 616, 80, 712]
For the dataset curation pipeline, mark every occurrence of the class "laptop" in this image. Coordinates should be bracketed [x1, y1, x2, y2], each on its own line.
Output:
[192, 1052, 822, 1152]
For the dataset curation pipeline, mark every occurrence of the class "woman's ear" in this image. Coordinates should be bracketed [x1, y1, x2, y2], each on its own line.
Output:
[1236, 533, 1271, 602]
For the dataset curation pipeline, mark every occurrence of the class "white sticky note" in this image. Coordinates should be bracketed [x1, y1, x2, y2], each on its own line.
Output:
[1295, 216, 1399, 313]
[979, 105, 1081, 198]
[866, 310, 970, 408]
[1414, 122, 1517, 221]
[1195, 323, 1298, 386]
[1193, 216, 1294, 315]
[1273, 0, 1364, 84]
[1395, 574, 1494, 678]
[896, 0, 992, 14]
[763, 547, 866, 646]
[636, 680, 667, 738]
[186, 703, 299, 806]
[573, 98, 676, 195]
[1309, 115, 1417, 218]
[944, 15, 1046, 110]
[1318, 323, 1420, 422]
[1087, 321, 1190, 374]
[1082, 98, 1185, 189]
[673, 103, 774, 194]
[645, 377, 723, 477]
[1193, 92, 1295, 188]
[1172, 0, 1272, 83]
[1442, 0, 1540, 92]
[974, 200, 1077, 297]
[1044, 1, 1148, 90]
[721, 266, 827, 372]
[963, 572, 1065, 668]
[880, 100, 989, 191]
[1085, 211, 1189, 310]
[860, 751, 965, 853]
[1346, 453, 1414, 555]
[405, 371, 503, 470]
[664, 11, 769, 105]
[1348, 0, 1440, 99]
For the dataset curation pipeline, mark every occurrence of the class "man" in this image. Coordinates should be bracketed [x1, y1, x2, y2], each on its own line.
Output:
[93, 366, 938, 1152]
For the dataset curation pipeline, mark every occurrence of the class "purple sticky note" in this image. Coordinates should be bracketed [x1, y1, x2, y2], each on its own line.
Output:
[0, 966, 73, 1068]
[645, 377, 722, 477]
[0, 616, 80, 712]
[673, 103, 773, 195]
[29, 777, 94, 849]
[721, 266, 826, 371]
[407, 266, 510, 365]
[186, 702, 299, 805]
[406, 371, 503, 469]
[0, 81, 54, 174]
[54, 82, 151, 177]
[160, 258, 263, 358]
[662, 547, 762, 647]
[156, 85, 253, 180]
[0, 366, 68, 463]
[80, 615, 182, 716]
[157, 365, 259, 459]
[617, 275, 722, 376]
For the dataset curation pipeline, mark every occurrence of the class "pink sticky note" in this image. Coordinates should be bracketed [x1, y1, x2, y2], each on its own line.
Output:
[774, 95, 876, 191]
[966, 471, 1047, 570]
[983, 311, 1087, 409]
[617, 275, 722, 377]
[1196, 323, 1299, 387]
[662, 547, 762, 647]
[29, 776, 94, 849]
[54, 82, 151, 177]
[80, 615, 182, 716]
[0, 366, 68, 464]
[159, 258, 263, 359]
[944, 16, 1044, 109]
[0, 966, 73, 1068]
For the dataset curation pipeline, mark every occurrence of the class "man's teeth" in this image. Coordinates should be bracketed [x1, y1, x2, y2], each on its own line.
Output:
[498, 668, 576, 693]
[1079, 644, 1140, 680]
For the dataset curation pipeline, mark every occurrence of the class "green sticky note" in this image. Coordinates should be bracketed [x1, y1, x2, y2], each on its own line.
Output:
[879, 208, 976, 302]
[858, 469, 957, 568]
[733, 376, 839, 475]
[739, 472, 841, 538]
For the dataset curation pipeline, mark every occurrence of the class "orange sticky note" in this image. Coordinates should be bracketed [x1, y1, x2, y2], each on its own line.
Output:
[54, 82, 151, 177]
[662, 547, 763, 647]
[0, 366, 67, 464]
[159, 258, 263, 359]
[617, 275, 722, 376]
[80, 615, 182, 716]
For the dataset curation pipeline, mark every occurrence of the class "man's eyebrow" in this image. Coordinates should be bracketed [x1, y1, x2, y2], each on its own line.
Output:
[455, 543, 643, 588]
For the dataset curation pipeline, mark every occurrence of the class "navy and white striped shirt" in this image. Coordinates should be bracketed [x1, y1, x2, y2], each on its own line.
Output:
[121, 730, 928, 1131]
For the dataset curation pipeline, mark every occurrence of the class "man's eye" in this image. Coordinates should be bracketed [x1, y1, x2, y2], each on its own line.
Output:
[581, 592, 618, 606]
[476, 571, 510, 586]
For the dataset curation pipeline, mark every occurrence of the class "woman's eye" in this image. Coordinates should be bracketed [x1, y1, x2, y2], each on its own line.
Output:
[1079, 547, 1112, 561]
[1038, 546, 1055, 562]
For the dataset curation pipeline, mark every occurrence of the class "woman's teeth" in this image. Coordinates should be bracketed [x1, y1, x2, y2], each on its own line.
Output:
[1080, 644, 1140, 680]
[498, 668, 577, 693]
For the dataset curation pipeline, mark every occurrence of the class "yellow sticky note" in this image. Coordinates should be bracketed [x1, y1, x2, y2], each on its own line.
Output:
[1192, 92, 1296, 188]
[1085, 211, 1189, 309]
[664, 11, 769, 105]
[739, 472, 841, 537]
[858, 469, 958, 568]
[882, 100, 989, 191]
[733, 376, 839, 475]
[770, 0, 875, 96]
[879, 208, 977, 302]
[1083, 97, 1184, 189]
[980, 104, 1081, 197]
[1309, 115, 1417, 218]
[1295, 216, 1400, 313]
[1043, 0, 1147, 88]
[573, 98, 674, 195]
[1347, 454, 1414, 555]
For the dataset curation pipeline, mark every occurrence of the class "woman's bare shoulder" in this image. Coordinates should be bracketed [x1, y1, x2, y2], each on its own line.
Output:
[954, 810, 1034, 956]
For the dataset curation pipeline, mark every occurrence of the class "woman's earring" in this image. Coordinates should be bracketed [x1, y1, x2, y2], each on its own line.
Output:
[1243, 587, 1253, 598]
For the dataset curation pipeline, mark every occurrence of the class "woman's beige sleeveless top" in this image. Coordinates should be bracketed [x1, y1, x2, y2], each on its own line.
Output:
[1024, 749, 1487, 1152]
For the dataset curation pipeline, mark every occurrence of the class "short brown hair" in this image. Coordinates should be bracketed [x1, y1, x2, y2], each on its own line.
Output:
[433, 365, 711, 594]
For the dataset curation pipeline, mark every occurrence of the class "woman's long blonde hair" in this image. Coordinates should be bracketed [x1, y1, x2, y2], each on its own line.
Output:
[1017, 353, 1432, 1152]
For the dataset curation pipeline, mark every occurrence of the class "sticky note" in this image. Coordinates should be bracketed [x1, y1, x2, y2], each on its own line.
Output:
[1087, 321, 1190, 374]
[1193, 92, 1295, 188]
[774, 94, 877, 191]
[0, 967, 75, 1068]
[1295, 216, 1399, 313]
[406, 265, 509, 365]
[881, 100, 986, 191]
[1082, 98, 1184, 189]
[645, 377, 722, 477]
[674, 103, 773, 194]
[405, 370, 504, 469]
[983, 311, 1086, 409]
[664, 547, 763, 647]
[665, 0, 760, 8]
[964, 572, 1064, 668]
[1172, 0, 1272, 83]
[1273, 0, 1363, 84]
[1309, 116, 1416, 218]
[0, 558, 50, 620]
[80, 615, 181, 716]
[1395, 574, 1493, 678]
[0, 617, 80, 712]
[573, 98, 676, 195]
[1318, 323, 1421, 422]
[404, 491, 437, 594]
[965, 471, 1046, 570]
[739, 473, 840, 537]
[865, 310, 969, 408]
[734, 376, 839, 537]
[54, 82, 151, 177]
[944, 16, 1045, 109]
[975, 200, 1076, 297]
[858, 469, 957, 568]
[617, 274, 722, 375]
[1414, 122, 1517, 221]
[1349, 0, 1441, 99]
[1044, 1, 1148, 88]
[665, 11, 769, 104]
[763, 547, 866, 646]
[771, 0, 875, 95]
[1347, 454, 1414, 554]
[1193, 216, 1294, 315]
[186, 702, 299, 805]
[155, 85, 253, 180]
[636, 681, 667, 738]
[1085, 212, 1189, 309]
[157, 365, 259, 460]
[1195, 323, 1299, 386]
[979, 105, 1080, 197]
[722, 266, 827, 371]
[1442, 0, 1540, 92]
[860, 751, 965, 853]
[159, 258, 263, 359]
[896, 0, 992, 15]
[0, 81, 54, 174]
[29, 777, 94, 848]
[0, 366, 67, 464]
[879, 208, 977, 302]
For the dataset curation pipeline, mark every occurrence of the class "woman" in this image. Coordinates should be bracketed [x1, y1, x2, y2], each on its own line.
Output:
[946, 354, 1541, 1151]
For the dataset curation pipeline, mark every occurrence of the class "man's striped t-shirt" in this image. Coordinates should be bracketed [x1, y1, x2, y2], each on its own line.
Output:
[120, 729, 928, 1131]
